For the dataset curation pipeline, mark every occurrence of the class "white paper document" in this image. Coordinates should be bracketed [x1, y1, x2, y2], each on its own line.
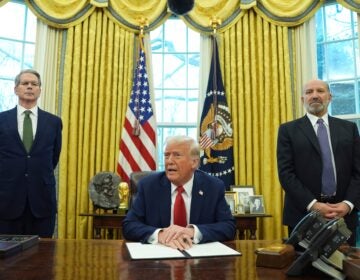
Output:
[126, 241, 241, 260]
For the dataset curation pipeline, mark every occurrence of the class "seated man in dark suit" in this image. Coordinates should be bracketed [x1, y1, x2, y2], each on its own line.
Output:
[122, 135, 236, 250]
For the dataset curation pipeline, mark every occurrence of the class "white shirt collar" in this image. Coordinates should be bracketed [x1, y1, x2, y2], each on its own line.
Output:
[17, 104, 38, 117]
[171, 175, 194, 196]
[306, 112, 329, 127]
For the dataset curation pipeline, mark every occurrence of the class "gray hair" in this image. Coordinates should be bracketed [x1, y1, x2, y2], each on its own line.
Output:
[15, 69, 42, 86]
[164, 135, 200, 158]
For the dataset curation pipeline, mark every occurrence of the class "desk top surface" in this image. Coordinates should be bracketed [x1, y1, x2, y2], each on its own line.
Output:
[79, 212, 272, 218]
[0, 239, 330, 280]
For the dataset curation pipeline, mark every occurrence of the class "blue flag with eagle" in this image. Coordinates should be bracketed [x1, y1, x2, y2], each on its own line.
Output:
[199, 37, 235, 190]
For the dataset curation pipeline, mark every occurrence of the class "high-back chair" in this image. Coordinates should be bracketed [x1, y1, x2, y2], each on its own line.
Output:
[129, 171, 156, 208]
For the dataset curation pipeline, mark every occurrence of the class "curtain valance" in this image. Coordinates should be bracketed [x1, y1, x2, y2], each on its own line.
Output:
[337, 0, 360, 12]
[20, 0, 360, 32]
[25, 0, 170, 30]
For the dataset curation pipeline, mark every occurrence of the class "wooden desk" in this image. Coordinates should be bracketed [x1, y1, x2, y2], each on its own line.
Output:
[80, 213, 272, 240]
[0, 239, 331, 279]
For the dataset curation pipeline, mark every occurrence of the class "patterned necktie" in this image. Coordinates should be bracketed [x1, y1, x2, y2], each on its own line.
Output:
[317, 119, 336, 195]
[23, 110, 33, 152]
[174, 186, 187, 227]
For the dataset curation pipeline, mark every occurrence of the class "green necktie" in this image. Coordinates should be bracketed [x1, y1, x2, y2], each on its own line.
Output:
[23, 110, 33, 152]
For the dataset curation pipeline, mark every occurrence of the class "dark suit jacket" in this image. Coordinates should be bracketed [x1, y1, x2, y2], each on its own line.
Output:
[122, 170, 236, 243]
[0, 107, 62, 220]
[277, 115, 360, 230]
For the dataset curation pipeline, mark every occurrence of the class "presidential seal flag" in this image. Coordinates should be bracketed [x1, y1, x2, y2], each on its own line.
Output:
[199, 36, 235, 190]
[117, 37, 157, 183]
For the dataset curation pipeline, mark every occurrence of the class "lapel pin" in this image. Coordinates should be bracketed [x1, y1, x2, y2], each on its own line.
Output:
[199, 190, 203, 196]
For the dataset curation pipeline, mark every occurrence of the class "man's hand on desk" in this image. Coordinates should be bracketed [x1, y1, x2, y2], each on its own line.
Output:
[158, 225, 194, 250]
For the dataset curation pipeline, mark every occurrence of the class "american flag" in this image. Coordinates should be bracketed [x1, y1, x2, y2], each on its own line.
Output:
[117, 44, 156, 183]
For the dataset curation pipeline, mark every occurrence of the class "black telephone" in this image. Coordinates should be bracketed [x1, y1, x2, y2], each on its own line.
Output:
[286, 217, 351, 280]
[285, 210, 326, 249]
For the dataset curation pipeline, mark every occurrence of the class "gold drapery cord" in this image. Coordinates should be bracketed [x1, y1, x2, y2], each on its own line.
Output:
[219, 9, 294, 240]
[57, 9, 134, 238]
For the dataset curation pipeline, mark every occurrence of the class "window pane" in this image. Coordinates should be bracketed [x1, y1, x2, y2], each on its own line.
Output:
[316, 2, 360, 124]
[24, 43, 35, 68]
[324, 4, 353, 41]
[326, 41, 355, 80]
[164, 19, 186, 52]
[188, 29, 200, 52]
[155, 89, 164, 121]
[152, 53, 163, 87]
[163, 53, 186, 87]
[188, 54, 200, 87]
[0, 1, 36, 112]
[162, 89, 187, 122]
[0, 79, 16, 112]
[151, 19, 199, 170]
[25, 9, 37, 42]
[0, 40, 23, 78]
[330, 81, 355, 115]
[0, 2, 25, 40]
[188, 89, 198, 122]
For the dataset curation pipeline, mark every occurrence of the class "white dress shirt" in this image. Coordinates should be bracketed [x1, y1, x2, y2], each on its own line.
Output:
[17, 105, 38, 140]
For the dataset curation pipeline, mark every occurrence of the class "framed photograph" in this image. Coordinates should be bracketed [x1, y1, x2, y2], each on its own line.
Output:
[224, 191, 237, 214]
[249, 195, 265, 214]
[230, 185, 255, 214]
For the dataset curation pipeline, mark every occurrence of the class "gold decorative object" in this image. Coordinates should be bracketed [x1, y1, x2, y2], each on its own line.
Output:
[136, 16, 149, 35]
[118, 182, 129, 213]
[210, 16, 222, 34]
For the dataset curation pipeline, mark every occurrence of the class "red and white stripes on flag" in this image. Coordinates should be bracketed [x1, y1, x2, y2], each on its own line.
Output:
[117, 41, 156, 183]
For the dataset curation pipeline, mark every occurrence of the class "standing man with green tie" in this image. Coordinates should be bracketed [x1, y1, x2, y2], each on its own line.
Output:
[277, 79, 360, 245]
[0, 69, 62, 238]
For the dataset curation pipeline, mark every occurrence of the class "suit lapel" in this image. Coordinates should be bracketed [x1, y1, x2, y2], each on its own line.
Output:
[33, 109, 45, 147]
[298, 116, 321, 155]
[328, 116, 338, 153]
[7, 107, 24, 148]
[159, 176, 172, 226]
[189, 172, 205, 223]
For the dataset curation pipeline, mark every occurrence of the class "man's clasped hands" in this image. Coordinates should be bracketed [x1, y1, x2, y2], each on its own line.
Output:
[158, 225, 194, 250]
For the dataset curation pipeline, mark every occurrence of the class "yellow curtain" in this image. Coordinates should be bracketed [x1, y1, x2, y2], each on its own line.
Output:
[218, 9, 295, 240]
[57, 9, 134, 238]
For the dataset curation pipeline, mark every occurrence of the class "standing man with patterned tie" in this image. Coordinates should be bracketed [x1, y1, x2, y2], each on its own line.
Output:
[0, 69, 62, 238]
[122, 135, 235, 250]
[277, 79, 360, 245]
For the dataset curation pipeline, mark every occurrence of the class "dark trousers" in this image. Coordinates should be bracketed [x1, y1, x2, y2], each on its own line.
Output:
[0, 200, 55, 238]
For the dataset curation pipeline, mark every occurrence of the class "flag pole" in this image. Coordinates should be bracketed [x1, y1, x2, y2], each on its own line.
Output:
[210, 17, 222, 140]
[132, 17, 149, 136]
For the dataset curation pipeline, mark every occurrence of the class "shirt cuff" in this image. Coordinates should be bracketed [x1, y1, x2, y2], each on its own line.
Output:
[147, 228, 162, 244]
[307, 199, 317, 211]
[343, 200, 354, 213]
[188, 224, 202, 244]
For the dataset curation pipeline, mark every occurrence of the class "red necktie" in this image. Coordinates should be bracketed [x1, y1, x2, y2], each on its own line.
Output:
[174, 186, 187, 227]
